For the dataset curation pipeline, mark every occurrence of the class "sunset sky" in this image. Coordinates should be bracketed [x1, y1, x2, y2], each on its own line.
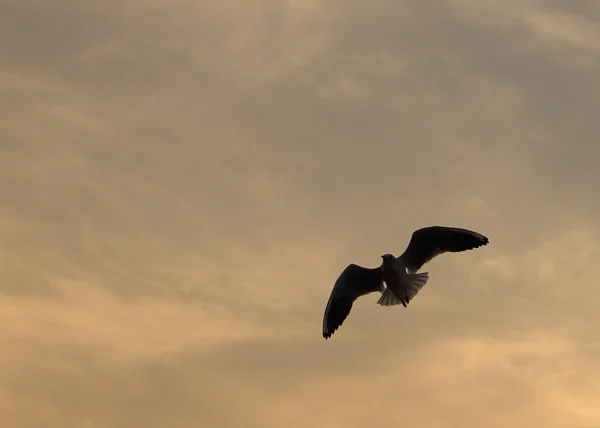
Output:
[2, 0, 600, 426]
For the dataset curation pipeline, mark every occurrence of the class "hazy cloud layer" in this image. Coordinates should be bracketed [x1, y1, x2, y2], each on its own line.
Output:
[1, 0, 600, 426]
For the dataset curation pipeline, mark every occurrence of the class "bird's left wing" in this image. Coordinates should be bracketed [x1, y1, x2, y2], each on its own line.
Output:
[322, 264, 384, 339]
[398, 226, 489, 273]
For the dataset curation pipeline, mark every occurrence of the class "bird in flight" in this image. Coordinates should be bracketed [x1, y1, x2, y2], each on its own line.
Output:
[322, 226, 489, 339]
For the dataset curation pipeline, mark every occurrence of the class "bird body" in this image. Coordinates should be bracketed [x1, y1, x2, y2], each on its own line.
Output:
[378, 254, 429, 307]
[322, 226, 489, 339]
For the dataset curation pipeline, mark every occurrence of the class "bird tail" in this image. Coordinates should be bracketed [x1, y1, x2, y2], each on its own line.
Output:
[376, 272, 429, 306]
[377, 288, 400, 306]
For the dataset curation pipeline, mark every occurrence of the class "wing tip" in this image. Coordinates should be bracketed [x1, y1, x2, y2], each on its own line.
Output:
[322, 297, 351, 340]
[477, 234, 490, 246]
[322, 304, 343, 340]
[322, 324, 339, 339]
[456, 228, 489, 249]
[466, 235, 489, 251]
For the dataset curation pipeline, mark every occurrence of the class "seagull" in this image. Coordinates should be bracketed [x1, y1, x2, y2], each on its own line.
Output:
[322, 226, 489, 339]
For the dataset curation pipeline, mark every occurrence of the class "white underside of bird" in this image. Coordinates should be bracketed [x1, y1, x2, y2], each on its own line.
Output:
[376, 256, 430, 307]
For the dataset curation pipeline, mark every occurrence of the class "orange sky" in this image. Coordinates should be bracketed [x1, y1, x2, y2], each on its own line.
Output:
[1, 0, 600, 427]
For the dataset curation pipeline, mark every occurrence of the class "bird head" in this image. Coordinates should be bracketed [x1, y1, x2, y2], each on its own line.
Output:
[380, 254, 395, 264]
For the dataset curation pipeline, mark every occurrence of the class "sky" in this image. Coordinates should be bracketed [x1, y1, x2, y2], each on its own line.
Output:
[1, 0, 600, 426]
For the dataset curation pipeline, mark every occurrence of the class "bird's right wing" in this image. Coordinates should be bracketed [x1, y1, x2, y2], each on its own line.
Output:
[322, 264, 384, 339]
[398, 226, 489, 273]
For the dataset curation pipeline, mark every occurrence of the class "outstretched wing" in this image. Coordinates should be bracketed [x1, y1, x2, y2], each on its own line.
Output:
[322, 264, 384, 339]
[398, 226, 489, 273]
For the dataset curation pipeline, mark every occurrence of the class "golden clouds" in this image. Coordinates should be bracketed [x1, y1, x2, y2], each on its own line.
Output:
[1, 0, 599, 426]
